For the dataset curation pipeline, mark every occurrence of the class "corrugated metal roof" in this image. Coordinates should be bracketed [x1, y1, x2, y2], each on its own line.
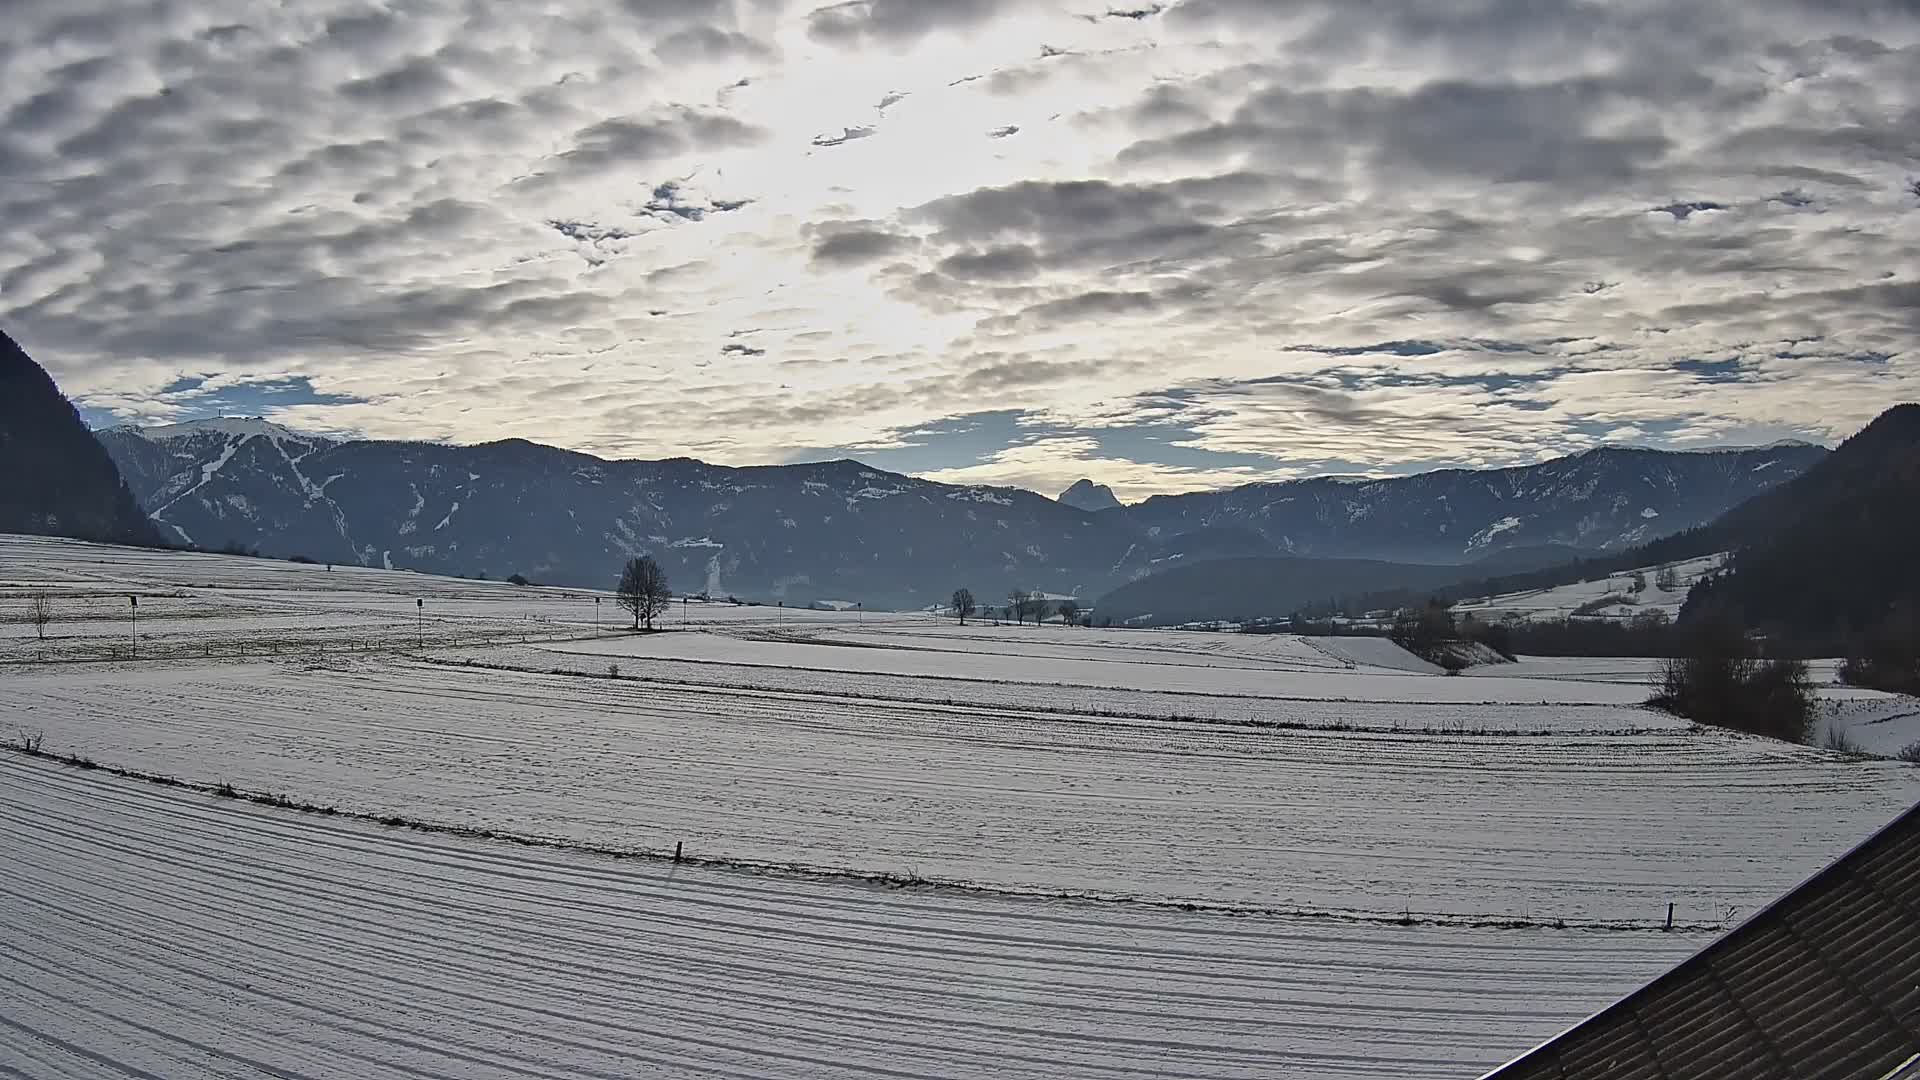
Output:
[1483, 800, 1920, 1080]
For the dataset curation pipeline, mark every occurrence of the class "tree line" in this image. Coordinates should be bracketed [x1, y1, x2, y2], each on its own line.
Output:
[950, 587, 1087, 627]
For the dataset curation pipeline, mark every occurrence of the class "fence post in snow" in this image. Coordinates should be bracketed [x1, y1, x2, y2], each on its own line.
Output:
[1665, 902, 1674, 931]
[674, 841, 683, 864]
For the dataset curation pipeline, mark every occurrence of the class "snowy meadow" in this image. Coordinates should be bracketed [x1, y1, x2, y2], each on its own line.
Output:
[4, 533, 1918, 1079]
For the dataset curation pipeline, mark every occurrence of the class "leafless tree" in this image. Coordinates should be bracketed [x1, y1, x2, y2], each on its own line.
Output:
[1007, 589, 1028, 625]
[1055, 598, 1080, 626]
[952, 588, 976, 625]
[29, 593, 51, 641]
[617, 556, 672, 631]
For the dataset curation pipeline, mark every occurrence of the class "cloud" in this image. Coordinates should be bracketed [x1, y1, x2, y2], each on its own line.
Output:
[1, 0, 1916, 498]
[937, 245, 1040, 281]
[656, 25, 777, 63]
[806, 0, 1009, 45]
[807, 220, 916, 266]
[521, 107, 766, 188]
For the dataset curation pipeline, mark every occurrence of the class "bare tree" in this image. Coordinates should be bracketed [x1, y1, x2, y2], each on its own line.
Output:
[952, 588, 976, 625]
[616, 556, 672, 631]
[1028, 594, 1052, 624]
[1056, 598, 1080, 626]
[1007, 589, 1028, 625]
[29, 593, 51, 641]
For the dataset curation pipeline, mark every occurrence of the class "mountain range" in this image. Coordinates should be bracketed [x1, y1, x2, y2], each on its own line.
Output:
[94, 416, 1825, 608]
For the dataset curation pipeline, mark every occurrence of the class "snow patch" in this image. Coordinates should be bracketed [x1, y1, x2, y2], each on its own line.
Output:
[1467, 516, 1523, 549]
[947, 489, 1013, 506]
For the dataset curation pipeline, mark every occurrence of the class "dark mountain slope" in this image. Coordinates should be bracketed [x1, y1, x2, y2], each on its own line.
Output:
[0, 330, 163, 547]
[1683, 404, 1920, 645]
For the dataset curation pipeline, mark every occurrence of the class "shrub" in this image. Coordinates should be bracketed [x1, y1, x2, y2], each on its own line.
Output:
[1389, 600, 1455, 660]
[607, 663, 620, 679]
[287, 554, 317, 564]
[1823, 726, 1865, 755]
[507, 573, 530, 586]
[1838, 612, 1920, 696]
[1651, 630, 1815, 745]
[1459, 615, 1517, 661]
[1572, 593, 1634, 617]
[1898, 742, 1920, 764]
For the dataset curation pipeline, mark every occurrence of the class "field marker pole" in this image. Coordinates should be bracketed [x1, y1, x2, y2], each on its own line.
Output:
[129, 595, 137, 659]
[595, 596, 600, 634]
[1665, 902, 1674, 931]
[416, 598, 423, 650]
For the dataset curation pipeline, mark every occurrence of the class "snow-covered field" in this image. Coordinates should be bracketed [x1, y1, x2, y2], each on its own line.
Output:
[0, 755, 1702, 1080]
[1451, 553, 1725, 623]
[4, 533, 1917, 1078]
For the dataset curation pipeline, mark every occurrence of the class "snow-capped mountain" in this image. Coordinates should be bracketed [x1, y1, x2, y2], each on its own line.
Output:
[96, 420, 1825, 607]
[1058, 479, 1122, 512]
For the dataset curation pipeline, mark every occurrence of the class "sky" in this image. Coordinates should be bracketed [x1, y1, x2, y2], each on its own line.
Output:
[3, 0, 1918, 500]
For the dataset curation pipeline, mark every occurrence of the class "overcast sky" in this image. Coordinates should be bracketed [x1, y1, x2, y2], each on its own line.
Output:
[4, 0, 1918, 498]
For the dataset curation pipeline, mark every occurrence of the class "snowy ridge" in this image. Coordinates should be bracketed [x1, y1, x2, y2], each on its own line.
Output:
[123, 417, 311, 443]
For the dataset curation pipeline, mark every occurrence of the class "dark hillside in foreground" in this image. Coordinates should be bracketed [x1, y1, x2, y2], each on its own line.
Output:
[1684, 403, 1920, 651]
[0, 330, 163, 548]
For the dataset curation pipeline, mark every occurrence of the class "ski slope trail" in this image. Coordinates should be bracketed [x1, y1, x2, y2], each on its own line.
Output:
[0, 755, 1704, 1079]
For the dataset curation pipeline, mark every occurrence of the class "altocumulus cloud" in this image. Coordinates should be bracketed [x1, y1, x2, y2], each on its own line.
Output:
[1, 0, 1917, 497]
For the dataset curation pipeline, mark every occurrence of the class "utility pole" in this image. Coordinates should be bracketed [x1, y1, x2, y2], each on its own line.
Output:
[595, 596, 601, 634]
[416, 597, 423, 649]
[129, 595, 137, 659]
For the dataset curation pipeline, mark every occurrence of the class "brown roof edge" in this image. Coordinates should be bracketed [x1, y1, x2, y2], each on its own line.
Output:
[1476, 797, 1920, 1079]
